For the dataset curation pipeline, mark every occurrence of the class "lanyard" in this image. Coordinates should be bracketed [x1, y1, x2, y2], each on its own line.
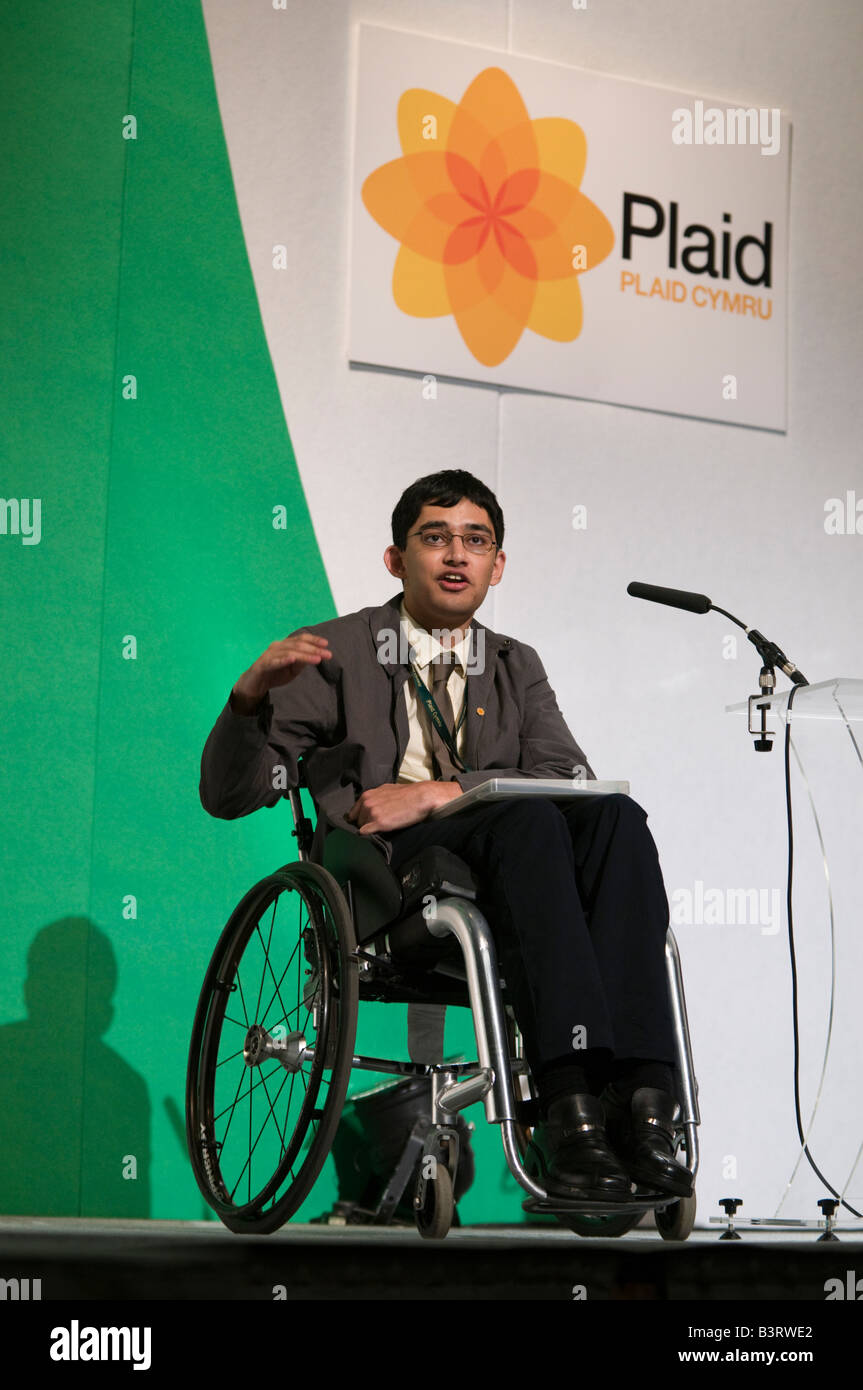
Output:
[409, 664, 472, 774]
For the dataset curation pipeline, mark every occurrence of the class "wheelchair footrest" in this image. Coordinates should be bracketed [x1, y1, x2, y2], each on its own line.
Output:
[522, 1195, 678, 1217]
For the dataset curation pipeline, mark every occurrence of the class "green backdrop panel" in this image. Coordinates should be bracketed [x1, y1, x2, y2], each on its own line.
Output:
[1, 0, 528, 1230]
[0, 0, 134, 1217]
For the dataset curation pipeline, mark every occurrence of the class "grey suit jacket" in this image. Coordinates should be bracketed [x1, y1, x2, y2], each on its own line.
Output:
[199, 589, 595, 863]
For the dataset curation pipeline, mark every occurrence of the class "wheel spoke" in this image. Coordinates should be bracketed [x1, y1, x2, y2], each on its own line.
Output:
[253, 1060, 290, 1152]
[215, 998, 317, 1196]
[254, 898, 279, 1022]
[213, 1059, 283, 1125]
[229, 1065, 293, 1203]
[255, 902, 300, 1029]
[218, 1049, 260, 1126]
[235, 969, 251, 1029]
[257, 935, 302, 1036]
[254, 997, 312, 1035]
[257, 913, 303, 1031]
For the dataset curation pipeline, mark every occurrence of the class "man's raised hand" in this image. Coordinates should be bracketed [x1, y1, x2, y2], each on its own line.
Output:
[231, 633, 332, 713]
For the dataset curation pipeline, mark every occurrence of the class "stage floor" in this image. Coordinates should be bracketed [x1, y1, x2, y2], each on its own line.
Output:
[2, 1214, 861, 1301]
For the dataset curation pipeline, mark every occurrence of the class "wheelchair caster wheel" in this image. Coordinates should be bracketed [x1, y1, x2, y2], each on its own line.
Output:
[655, 1190, 697, 1241]
[414, 1163, 454, 1240]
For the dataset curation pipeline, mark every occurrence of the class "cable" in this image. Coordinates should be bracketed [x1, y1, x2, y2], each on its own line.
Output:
[784, 681, 861, 1218]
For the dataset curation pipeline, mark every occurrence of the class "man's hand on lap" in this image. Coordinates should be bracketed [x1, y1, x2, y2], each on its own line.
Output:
[346, 781, 463, 834]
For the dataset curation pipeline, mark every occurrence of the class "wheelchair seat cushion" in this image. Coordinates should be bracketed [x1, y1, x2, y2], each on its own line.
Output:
[396, 845, 480, 916]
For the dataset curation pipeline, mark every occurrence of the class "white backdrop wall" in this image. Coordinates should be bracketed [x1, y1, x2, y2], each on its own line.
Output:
[200, 0, 863, 1226]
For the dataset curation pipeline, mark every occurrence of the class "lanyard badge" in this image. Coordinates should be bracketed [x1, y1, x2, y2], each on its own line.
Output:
[409, 665, 472, 774]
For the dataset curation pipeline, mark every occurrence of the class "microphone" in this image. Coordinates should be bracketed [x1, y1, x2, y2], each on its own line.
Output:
[627, 581, 809, 686]
[626, 582, 712, 615]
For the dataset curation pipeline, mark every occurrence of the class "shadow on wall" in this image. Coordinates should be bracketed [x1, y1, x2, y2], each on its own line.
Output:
[0, 917, 151, 1217]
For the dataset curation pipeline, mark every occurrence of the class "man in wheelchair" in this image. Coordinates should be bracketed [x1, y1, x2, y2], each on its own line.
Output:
[200, 468, 692, 1207]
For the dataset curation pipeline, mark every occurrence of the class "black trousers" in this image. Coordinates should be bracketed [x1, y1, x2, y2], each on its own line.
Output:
[386, 794, 676, 1082]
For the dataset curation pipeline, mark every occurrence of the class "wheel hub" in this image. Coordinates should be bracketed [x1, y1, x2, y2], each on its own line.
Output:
[243, 1023, 309, 1072]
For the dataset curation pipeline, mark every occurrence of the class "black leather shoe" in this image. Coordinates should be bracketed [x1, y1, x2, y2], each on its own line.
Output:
[603, 1084, 693, 1198]
[526, 1093, 633, 1202]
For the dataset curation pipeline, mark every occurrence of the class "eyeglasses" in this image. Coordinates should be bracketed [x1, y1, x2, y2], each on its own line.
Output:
[407, 528, 498, 554]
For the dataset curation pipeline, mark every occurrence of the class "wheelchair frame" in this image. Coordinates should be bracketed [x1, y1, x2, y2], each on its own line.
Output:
[186, 779, 700, 1241]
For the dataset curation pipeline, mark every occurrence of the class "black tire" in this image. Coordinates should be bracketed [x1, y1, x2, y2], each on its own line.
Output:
[415, 1162, 455, 1240]
[656, 1191, 697, 1241]
[655, 1124, 697, 1241]
[555, 1209, 643, 1239]
[186, 861, 358, 1234]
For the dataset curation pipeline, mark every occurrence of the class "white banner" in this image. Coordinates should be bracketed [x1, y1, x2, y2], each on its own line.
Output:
[349, 24, 790, 430]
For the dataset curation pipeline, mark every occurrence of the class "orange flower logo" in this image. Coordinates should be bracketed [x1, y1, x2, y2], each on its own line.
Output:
[361, 67, 614, 367]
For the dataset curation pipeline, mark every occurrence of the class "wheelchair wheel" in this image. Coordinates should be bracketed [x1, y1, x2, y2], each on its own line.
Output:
[415, 1163, 454, 1240]
[557, 1209, 643, 1238]
[186, 861, 358, 1234]
[656, 1191, 697, 1241]
[654, 1123, 697, 1240]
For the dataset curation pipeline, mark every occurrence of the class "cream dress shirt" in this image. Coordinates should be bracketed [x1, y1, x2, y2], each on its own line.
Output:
[396, 596, 470, 783]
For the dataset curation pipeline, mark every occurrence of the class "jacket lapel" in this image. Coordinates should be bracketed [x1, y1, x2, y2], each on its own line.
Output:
[463, 620, 503, 771]
[367, 592, 412, 769]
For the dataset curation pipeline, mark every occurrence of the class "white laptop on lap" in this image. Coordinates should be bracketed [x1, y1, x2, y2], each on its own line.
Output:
[431, 778, 629, 819]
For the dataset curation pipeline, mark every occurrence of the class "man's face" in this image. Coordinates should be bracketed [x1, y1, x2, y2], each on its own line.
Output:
[384, 498, 505, 634]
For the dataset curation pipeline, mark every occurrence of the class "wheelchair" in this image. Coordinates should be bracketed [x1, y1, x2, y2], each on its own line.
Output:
[186, 772, 700, 1242]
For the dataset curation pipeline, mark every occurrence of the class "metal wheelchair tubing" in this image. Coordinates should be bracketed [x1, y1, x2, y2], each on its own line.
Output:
[420, 904, 699, 1205]
[422, 895, 551, 1202]
[665, 928, 700, 1180]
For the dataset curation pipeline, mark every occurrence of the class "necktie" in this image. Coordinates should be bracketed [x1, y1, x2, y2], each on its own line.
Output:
[428, 652, 461, 781]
